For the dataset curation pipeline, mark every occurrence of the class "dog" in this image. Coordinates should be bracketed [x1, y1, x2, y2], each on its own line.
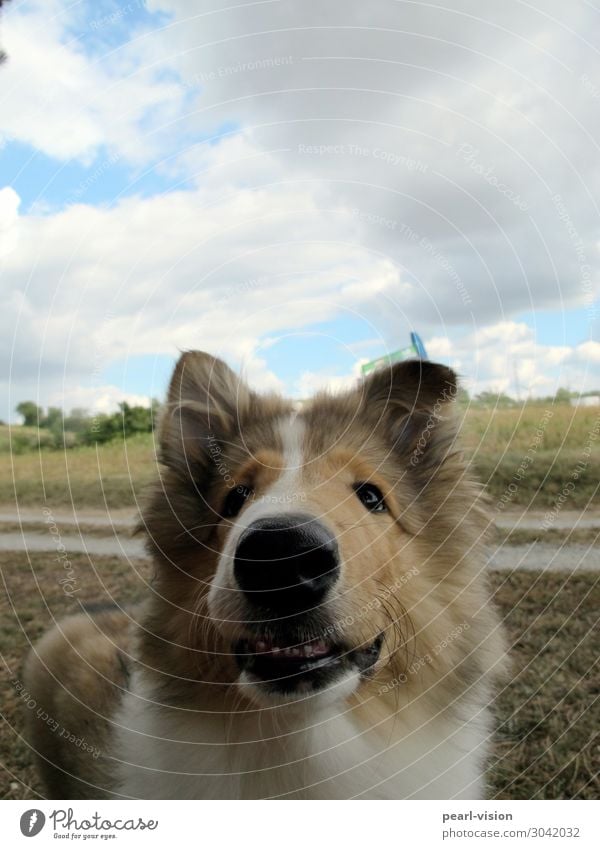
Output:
[24, 351, 507, 799]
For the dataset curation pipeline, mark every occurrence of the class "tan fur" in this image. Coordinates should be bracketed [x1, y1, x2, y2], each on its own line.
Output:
[23, 609, 133, 798]
[24, 351, 507, 799]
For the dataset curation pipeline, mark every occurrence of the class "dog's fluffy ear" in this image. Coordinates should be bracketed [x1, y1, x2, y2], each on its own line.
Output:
[359, 359, 459, 460]
[361, 359, 457, 413]
[159, 351, 253, 475]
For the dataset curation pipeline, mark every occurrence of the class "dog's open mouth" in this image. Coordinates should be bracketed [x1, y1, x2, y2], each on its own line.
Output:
[234, 632, 383, 694]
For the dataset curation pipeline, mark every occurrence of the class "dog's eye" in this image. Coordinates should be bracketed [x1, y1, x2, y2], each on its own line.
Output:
[353, 482, 387, 513]
[223, 484, 253, 518]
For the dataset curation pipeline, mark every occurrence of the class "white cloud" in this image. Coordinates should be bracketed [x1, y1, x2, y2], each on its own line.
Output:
[48, 385, 152, 415]
[425, 336, 453, 359]
[295, 370, 358, 399]
[279, 322, 600, 402]
[0, 186, 20, 258]
[3, 0, 600, 417]
[143, 0, 600, 326]
[1, 2, 188, 164]
[0, 180, 404, 416]
[576, 340, 600, 363]
[426, 324, 600, 398]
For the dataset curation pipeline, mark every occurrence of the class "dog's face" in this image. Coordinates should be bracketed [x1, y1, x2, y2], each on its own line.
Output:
[206, 415, 402, 704]
[145, 351, 475, 708]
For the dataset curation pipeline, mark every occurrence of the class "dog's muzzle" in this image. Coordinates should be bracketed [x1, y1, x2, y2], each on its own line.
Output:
[231, 513, 382, 695]
[233, 513, 340, 615]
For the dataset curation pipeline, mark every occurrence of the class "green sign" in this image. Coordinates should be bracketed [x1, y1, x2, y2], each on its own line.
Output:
[361, 344, 418, 375]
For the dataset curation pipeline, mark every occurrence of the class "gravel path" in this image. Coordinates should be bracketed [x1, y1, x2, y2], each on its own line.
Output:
[0, 507, 135, 528]
[1, 506, 598, 571]
[0, 531, 146, 558]
[1, 529, 598, 572]
[494, 509, 600, 532]
[487, 541, 600, 573]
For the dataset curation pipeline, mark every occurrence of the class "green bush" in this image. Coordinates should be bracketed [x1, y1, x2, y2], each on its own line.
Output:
[82, 402, 157, 445]
[0, 426, 61, 454]
[4, 400, 159, 452]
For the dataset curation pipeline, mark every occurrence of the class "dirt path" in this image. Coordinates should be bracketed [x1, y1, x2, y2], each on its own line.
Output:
[0, 510, 598, 571]
[0, 507, 136, 528]
[0, 531, 146, 558]
[487, 541, 600, 572]
[494, 507, 600, 532]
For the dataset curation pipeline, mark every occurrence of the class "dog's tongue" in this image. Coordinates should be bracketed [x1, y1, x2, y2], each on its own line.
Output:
[251, 636, 332, 659]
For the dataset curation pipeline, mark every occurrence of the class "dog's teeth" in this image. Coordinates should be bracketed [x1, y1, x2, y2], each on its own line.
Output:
[246, 638, 333, 659]
[279, 647, 300, 657]
[311, 640, 330, 656]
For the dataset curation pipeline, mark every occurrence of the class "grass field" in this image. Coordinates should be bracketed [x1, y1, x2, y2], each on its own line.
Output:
[462, 404, 600, 511]
[0, 433, 156, 509]
[1, 404, 598, 509]
[0, 550, 597, 799]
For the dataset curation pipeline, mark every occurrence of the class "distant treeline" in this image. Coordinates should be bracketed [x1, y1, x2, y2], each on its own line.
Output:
[455, 387, 600, 407]
[5, 384, 598, 454]
[7, 400, 159, 451]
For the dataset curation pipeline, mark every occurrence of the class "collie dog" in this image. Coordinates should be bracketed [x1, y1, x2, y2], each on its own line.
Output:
[24, 351, 506, 799]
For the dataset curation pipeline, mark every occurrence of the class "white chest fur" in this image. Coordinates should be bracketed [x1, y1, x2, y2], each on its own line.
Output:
[112, 671, 489, 800]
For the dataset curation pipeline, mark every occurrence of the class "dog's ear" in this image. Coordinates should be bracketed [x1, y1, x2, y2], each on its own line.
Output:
[159, 351, 253, 475]
[360, 359, 457, 413]
[359, 359, 459, 462]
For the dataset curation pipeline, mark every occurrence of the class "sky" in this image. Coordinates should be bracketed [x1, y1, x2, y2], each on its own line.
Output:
[1, 0, 599, 421]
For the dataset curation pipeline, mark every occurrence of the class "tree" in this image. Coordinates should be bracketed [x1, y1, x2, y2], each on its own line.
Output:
[473, 391, 517, 408]
[42, 407, 64, 431]
[81, 402, 156, 445]
[554, 387, 572, 404]
[455, 386, 470, 405]
[118, 402, 154, 436]
[16, 401, 42, 427]
[63, 408, 90, 434]
[82, 414, 119, 445]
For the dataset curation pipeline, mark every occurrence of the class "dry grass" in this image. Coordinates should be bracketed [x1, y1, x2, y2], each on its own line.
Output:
[461, 403, 599, 454]
[1, 405, 598, 510]
[0, 550, 151, 799]
[489, 570, 599, 799]
[0, 550, 597, 799]
[463, 404, 600, 510]
[0, 425, 50, 454]
[0, 434, 157, 509]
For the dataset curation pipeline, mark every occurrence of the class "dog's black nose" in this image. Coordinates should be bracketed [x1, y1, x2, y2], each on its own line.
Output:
[234, 514, 339, 613]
